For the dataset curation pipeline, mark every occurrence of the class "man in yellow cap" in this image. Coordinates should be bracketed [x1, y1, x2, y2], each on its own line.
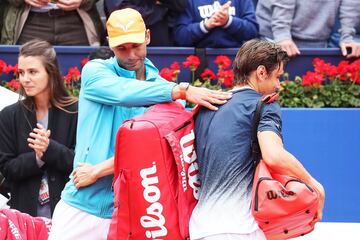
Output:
[49, 8, 231, 240]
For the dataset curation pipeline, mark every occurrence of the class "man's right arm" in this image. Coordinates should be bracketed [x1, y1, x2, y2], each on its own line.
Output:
[256, 103, 324, 224]
[81, 60, 176, 107]
[82, 60, 231, 110]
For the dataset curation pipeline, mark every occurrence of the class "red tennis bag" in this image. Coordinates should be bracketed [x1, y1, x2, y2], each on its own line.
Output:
[251, 160, 319, 239]
[107, 102, 201, 240]
[250, 98, 319, 240]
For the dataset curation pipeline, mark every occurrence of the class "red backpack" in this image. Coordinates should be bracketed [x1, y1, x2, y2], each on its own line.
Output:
[107, 102, 200, 240]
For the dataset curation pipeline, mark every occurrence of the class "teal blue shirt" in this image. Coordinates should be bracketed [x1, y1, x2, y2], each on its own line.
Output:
[61, 57, 176, 218]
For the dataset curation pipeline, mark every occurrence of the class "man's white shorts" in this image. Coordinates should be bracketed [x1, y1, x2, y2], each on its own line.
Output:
[197, 229, 266, 240]
[48, 199, 111, 240]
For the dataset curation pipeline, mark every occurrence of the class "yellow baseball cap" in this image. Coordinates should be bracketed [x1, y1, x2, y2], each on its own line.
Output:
[106, 8, 146, 48]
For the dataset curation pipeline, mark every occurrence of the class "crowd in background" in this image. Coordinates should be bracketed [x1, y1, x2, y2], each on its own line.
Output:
[0, 0, 359, 57]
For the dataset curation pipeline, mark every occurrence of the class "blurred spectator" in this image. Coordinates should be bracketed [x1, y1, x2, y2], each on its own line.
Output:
[0, 39, 78, 217]
[104, 0, 186, 46]
[1, 0, 104, 45]
[0, 0, 6, 40]
[329, 17, 360, 48]
[173, 0, 258, 48]
[256, 0, 360, 58]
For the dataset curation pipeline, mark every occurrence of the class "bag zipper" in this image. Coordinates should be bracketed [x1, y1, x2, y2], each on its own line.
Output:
[254, 177, 273, 211]
[284, 179, 314, 192]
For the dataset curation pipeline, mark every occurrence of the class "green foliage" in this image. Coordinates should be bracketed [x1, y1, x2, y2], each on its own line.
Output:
[279, 76, 360, 108]
[193, 79, 227, 91]
[280, 58, 360, 108]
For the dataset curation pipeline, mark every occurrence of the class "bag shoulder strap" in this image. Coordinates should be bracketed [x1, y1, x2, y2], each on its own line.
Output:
[251, 100, 264, 167]
[251, 93, 279, 167]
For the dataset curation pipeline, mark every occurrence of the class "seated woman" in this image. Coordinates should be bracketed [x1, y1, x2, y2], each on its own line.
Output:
[0, 39, 78, 218]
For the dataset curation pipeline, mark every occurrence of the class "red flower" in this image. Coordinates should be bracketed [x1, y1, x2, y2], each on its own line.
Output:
[64, 67, 81, 84]
[217, 69, 234, 88]
[182, 55, 200, 71]
[170, 61, 180, 81]
[200, 68, 216, 81]
[301, 71, 324, 86]
[223, 70, 234, 87]
[4, 64, 18, 75]
[7, 79, 20, 91]
[313, 58, 337, 79]
[170, 62, 180, 71]
[12, 64, 18, 75]
[324, 64, 337, 79]
[350, 71, 360, 84]
[349, 59, 360, 84]
[159, 67, 175, 82]
[313, 58, 326, 73]
[64, 76, 71, 84]
[214, 55, 232, 70]
[0, 59, 7, 73]
[337, 61, 350, 81]
[350, 59, 360, 70]
[81, 57, 89, 67]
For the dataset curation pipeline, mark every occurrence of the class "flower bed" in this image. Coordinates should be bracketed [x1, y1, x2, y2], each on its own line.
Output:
[1, 56, 359, 107]
[280, 58, 360, 107]
[159, 56, 360, 108]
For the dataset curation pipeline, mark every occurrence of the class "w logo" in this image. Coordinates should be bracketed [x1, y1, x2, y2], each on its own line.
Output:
[116, 20, 135, 32]
[267, 190, 295, 200]
[267, 190, 278, 200]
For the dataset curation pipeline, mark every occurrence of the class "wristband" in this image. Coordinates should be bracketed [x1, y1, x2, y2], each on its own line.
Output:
[178, 82, 190, 100]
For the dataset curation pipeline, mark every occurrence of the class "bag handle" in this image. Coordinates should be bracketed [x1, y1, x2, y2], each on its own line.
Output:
[251, 93, 279, 167]
[251, 100, 264, 167]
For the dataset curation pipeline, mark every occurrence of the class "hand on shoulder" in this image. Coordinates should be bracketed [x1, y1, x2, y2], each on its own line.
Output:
[172, 83, 232, 110]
